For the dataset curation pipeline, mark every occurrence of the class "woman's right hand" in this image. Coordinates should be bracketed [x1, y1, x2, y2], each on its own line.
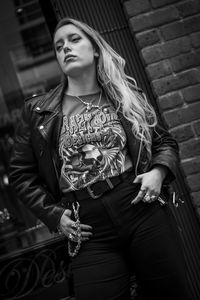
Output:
[59, 209, 93, 242]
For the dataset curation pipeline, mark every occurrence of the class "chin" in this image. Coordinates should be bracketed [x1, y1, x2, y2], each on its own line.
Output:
[63, 63, 96, 78]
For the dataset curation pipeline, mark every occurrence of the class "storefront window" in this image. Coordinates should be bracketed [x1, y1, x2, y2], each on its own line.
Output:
[0, 0, 61, 258]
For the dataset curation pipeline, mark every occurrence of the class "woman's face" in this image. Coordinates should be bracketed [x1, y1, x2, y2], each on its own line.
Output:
[54, 24, 98, 77]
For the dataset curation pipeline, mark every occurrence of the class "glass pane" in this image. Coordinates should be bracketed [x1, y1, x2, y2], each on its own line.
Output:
[0, 0, 61, 258]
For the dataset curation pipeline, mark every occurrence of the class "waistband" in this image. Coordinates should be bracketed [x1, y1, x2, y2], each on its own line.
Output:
[61, 168, 134, 205]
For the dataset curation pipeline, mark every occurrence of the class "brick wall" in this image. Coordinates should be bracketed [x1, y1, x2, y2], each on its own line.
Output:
[123, 0, 200, 214]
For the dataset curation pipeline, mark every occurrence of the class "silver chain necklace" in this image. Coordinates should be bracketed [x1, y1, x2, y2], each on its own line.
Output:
[74, 90, 102, 112]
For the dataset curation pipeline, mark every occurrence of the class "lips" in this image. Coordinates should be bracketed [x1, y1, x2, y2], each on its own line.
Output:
[64, 55, 76, 62]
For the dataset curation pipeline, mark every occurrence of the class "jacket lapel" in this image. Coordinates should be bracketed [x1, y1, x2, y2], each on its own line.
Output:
[35, 83, 66, 180]
[118, 111, 141, 176]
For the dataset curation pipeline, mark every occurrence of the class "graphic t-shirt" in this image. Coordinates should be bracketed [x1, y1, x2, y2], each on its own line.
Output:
[59, 93, 132, 192]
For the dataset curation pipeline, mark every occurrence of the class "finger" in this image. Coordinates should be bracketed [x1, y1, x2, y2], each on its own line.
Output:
[81, 237, 89, 242]
[68, 232, 91, 243]
[80, 224, 93, 231]
[68, 232, 79, 242]
[142, 191, 159, 204]
[62, 228, 77, 237]
[70, 228, 79, 236]
[81, 231, 93, 241]
[142, 192, 151, 203]
[133, 175, 142, 183]
[60, 221, 78, 235]
[71, 221, 79, 229]
[131, 188, 147, 205]
[150, 195, 158, 202]
[145, 191, 159, 202]
[81, 231, 93, 238]
[63, 209, 72, 217]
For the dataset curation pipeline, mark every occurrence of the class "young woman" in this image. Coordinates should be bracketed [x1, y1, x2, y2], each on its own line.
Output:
[9, 18, 191, 300]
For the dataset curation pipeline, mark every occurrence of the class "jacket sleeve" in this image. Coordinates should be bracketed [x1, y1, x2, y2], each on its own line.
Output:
[150, 122, 180, 183]
[9, 103, 65, 232]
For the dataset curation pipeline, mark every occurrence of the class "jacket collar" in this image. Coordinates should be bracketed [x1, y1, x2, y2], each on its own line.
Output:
[34, 82, 67, 114]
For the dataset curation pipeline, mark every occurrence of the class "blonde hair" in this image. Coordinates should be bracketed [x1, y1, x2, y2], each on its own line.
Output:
[54, 18, 157, 161]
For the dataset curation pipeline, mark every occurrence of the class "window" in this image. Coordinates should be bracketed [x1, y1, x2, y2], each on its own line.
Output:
[0, 0, 60, 258]
[14, 0, 42, 25]
[21, 23, 52, 57]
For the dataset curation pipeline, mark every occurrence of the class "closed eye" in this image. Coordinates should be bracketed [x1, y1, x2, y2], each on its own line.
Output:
[71, 35, 81, 43]
[55, 43, 63, 52]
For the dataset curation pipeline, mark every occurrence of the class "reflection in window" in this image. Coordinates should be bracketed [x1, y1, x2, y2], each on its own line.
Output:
[0, 0, 60, 257]
[21, 24, 53, 57]
[10, 0, 61, 99]
[14, 0, 42, 24]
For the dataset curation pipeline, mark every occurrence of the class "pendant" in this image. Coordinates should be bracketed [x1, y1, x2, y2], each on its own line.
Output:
[103, 108, 108, 113]
[86, 103, 92, 111]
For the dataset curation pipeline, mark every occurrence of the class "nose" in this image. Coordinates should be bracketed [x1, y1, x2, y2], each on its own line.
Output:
[63, 44, 71, 54]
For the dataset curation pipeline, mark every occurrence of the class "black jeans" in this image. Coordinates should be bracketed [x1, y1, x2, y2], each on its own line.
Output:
[70, 173, 191, 300]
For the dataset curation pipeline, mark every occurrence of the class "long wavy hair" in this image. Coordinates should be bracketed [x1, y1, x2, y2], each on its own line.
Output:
[53, 18, 157, 161]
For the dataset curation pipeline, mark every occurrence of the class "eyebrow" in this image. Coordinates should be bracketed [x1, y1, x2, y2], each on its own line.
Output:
[54, 33, 80, 45]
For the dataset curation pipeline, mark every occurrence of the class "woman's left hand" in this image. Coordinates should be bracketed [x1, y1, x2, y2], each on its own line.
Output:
[131, 166, 168, 205]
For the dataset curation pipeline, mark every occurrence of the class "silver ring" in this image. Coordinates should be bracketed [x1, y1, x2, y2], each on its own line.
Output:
[144, 194, 151, 202]
[68, 233, 73, 240]
[68, 232, 79, 242]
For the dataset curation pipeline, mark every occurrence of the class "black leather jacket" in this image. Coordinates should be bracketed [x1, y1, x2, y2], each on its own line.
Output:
[9, 83, 179, 232]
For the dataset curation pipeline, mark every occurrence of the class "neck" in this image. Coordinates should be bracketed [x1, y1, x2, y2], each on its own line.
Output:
[66, 69, 100, 96]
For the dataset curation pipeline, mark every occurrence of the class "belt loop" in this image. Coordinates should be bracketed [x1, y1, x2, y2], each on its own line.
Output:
[105, 177, 114, 189]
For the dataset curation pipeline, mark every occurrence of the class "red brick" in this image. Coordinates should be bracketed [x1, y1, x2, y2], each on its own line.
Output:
[170, 51, 200, 72]
[124, 0, 151, 17]
[151, 0, 178, 9]
[146, 60, 172, 79]
[191, 191, 200, 206]
[193, 120, 200, 136]
[158, 91, 183, 110]
[170, 124, 194, 142]
[163, 102, 200, 128]
[190, 32, 200, 48]
[184, 15, 200, 34]
[129, 14, 151, 33]
[149, 6, 179, 27]
[176, 0, 200, 17]
[181, 83, 200, 103]
[141, 44, 163, 64]
[160, 16, 200, 41]
[187, 173, 200, 192]
[182, 156, 200, 175]
[161, 37, 191, 58]
[135, 29, 160, 48]
[179, 138, 200, 159]
[178, 69, 200, 84]
[160, 21, 186, 41]
[152, 69, 200, 95]
[129, 6, 179, 33]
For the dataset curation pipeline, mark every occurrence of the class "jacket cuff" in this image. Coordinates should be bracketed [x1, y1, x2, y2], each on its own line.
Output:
[47, 207, 65, 233]
[150, 160, 177, 184]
